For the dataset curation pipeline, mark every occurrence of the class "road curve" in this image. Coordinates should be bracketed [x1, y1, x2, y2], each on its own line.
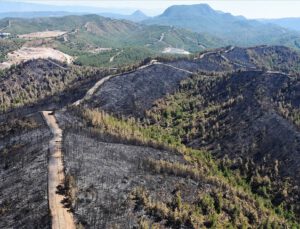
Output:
[73, 62, 155, 106]
[42, 111, 76, 229]
[73, 60, 193, 106]
[154, 62, 194, 74]
[73, 73, 117, 106]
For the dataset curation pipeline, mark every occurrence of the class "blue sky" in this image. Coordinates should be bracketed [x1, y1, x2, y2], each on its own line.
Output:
[8, 0, 300, 18]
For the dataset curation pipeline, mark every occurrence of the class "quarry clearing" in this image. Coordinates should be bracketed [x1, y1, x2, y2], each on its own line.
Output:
[18, 30, 67, 39]
[0, 47, 73, 69]
[162, 47, 190, 55]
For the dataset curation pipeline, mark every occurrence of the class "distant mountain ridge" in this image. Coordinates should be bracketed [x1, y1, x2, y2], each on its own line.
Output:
[0, 14, 222, 50]
[0, 14, 225, 69]
[260, 18, 300, 31]
[143, 4, 300, 48]
[99, 10, 149, 22]
[0, 1, 137, 15]
[0, 1, 149, 21]
[0, 10, 149, 22]
[0, 11, 85, 19]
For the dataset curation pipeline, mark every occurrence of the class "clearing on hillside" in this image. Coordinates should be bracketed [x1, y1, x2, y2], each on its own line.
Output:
[18, 30, 67, 39]
[0, 47, 73, 69]
[162, 47, 190, 55]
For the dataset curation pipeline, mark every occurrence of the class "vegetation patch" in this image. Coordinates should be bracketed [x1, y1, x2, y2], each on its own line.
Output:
[74, 106, 299, 227]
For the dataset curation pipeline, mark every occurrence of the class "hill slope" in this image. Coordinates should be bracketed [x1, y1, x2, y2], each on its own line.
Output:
[84, 45, 300, 116]
[143, 4, 300, 49]
[1, 45, 300, 227]
[78, 45, 300, 222]
[260, 18, 300, 31]
[0, 14, 225, 68]
[0, 14, 223, 51]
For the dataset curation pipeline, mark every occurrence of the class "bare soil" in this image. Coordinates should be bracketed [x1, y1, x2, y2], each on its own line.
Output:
[18, 31, 67, 39]
[42, 111, 76, 229]
[0, 47, 73, 69]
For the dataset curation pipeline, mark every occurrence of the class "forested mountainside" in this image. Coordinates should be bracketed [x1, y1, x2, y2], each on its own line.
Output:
[1, 11, 300, 71]
[260, 18, 300, 32]
[145, 70, 300, 217]
[143, 4, 300, 49]
[1, 44, 300, 228]
[0, 14, 224, 68]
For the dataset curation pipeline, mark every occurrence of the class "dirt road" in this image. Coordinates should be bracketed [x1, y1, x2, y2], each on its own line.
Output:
[109, 50, 123, 63]
[73, 73, 117, 106]
[154, 62, 193, 74]
[159, 32, 165, 42]
[42, 111, 76, 229]
[73, 60, 193, 106]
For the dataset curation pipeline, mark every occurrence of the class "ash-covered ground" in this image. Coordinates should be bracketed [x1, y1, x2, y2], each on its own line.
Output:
[0, 113, 51, 228]
[63, 130, 201, 228]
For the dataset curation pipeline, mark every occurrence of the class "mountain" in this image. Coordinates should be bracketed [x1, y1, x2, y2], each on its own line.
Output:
[260, 18, 300, 31]
[0, 1, 148, 21]
[1, 3, 300, 228]
[130, 10, 149, 21]
[100, 10, 149, 22]
[1, 45, 299, 228]
[143, 4, 300, 48]
[77, 45, 300, 226]
[0, 14, 225, 68]
[0, 10, 147, 21]
[0, 11, 85, 19]
[0, 1, 136, 15]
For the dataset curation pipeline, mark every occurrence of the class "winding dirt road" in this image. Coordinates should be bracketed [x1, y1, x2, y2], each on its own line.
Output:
[42, 111, 75, 229]
[154, 62, 193, 74]
[159, 32, 165, 42]
[73, 60, 193, 106]
[73, 73, 117, 106]
[109, 50, 123, 63]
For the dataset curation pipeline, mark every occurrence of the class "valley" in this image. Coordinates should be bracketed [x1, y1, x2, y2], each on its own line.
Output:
[0, 2, 300, 229]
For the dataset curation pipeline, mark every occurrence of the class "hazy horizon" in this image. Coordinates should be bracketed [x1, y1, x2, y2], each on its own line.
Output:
[1, 0, 300, 19]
